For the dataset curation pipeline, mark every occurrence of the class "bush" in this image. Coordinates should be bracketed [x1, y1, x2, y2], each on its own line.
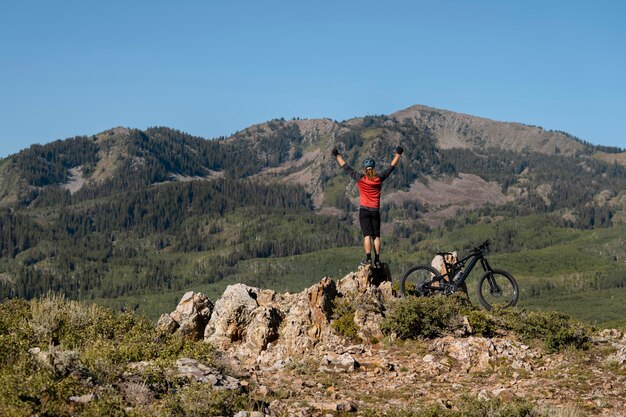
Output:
[159, 383, 248, 417]
[331, 297, 360, 341]
[494, 309, 592, 352]
[464, 309, 497, 338]
[380, 293, 591, 353]
[381, 294, 470, 339]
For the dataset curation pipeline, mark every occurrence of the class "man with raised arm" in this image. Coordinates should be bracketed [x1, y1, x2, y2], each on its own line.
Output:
[331, 146, 403, 268]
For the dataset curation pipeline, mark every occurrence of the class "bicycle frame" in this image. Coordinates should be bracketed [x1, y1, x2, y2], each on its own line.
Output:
[422, 247, 491, 292]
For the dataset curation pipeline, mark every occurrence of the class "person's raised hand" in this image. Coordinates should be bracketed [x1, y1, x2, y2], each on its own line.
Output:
[396, 146, 404, 155]
[331, 148, 339, 157]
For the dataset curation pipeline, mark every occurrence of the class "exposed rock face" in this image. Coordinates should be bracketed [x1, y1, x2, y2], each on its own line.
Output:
[202, 283, 284, 357]
[155, 266, 389, 365]
[154, 268, 626, 416]
[335, 268, 394, 342]
[156, 291, 213, 340]
[276, 276, 337, 351]
[203, 275, 345, 364]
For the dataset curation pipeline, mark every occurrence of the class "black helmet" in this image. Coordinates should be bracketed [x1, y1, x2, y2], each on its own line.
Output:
[362, 158, 375, 169]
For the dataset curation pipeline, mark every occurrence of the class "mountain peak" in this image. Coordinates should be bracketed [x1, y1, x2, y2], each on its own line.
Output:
[101, 126, 132, 136]
[393, 104, 585, 155]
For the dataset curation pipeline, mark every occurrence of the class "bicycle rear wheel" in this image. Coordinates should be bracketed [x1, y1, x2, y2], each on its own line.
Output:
[400, 265, 441, 297]
[476, 269, 519, 310]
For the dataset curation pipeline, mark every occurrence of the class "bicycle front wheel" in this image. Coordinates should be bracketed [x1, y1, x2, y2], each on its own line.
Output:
[400, 265, 441, 297]
[476, 269, 519, 310]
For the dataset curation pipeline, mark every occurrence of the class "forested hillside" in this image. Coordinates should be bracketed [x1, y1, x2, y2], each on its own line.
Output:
[1, 106, 625, 324]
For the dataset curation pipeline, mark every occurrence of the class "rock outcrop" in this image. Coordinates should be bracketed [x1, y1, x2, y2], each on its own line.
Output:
[158, 266, 392, 365]
[155, 268, 626, 416]
[156, 291, 213, 340]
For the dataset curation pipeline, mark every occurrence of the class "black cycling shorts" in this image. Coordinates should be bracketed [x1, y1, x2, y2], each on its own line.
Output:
[359, 207, 381, 238]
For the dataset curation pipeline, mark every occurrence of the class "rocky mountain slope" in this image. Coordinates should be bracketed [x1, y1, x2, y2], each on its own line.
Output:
[391, 105, 586, 155]
[2, 106, 624, 229]
[1, 105, 624, 224]
[156, 266, 626, 416]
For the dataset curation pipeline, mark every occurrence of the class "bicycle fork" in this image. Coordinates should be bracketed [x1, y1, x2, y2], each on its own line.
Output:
[481, 258, 502, 296]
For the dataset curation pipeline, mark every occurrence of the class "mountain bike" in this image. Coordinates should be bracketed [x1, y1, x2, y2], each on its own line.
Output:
[399, 240, 519, 310]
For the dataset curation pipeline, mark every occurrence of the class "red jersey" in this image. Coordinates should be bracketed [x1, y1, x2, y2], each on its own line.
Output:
[343, 164, 395, 209]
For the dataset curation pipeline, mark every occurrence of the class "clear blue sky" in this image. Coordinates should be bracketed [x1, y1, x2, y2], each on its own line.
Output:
[1, 0, 625, 157]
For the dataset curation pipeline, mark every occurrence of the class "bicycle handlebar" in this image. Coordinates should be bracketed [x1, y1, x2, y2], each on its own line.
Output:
[472, 240, 490, 253]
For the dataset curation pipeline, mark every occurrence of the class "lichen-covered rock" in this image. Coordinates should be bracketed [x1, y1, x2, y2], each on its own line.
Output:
[336, 265, 374, 295]
[204, 284, 261, 348]
[156, 291, 213, 340]
[244, 305, 282, 354]
[173, 357, 242, 390]
[156, 313, 179, 334]
[277, 277, 337, 354]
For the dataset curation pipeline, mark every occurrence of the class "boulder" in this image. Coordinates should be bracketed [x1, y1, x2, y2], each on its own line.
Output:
[204, 284, 262, 348]
[320, 352, 360, 372]
[173, 357, 242, 390]
[433, 336, 492, 373]
[156, 313, 179, 334]
[157, 291, 213, 340]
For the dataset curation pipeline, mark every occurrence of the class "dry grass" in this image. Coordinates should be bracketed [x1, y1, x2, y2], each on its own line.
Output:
[593, 151, 626, 167]
[30, 292, 102, 343]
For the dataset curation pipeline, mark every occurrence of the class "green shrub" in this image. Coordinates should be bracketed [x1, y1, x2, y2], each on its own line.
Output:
[380, 291, 591, 352]
[76, 390, 128, 417]
[0, 299, 32, 368]
[28, 292, 149, 349]
[464, 309, 497, 338]
[331, 297, 360, 341]
[0, 298, 31, 334]
[494, 309, 592, 352]
[0, 361, 83, 417]
[381, 294, 469, 339]
[160, 382, 248, 417]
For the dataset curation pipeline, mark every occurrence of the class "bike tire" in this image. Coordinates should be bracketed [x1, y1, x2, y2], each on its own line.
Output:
[400, 265, 441, 297]
[476, 269, 519, 310]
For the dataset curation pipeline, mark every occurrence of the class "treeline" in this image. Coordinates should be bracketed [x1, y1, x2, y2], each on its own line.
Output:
[0, 211, 358, 300]
[62, 179, 312, 236]
[550, 130, 625, 154]
[3, 178, 313, 258]
[0, 209, 40, 258]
